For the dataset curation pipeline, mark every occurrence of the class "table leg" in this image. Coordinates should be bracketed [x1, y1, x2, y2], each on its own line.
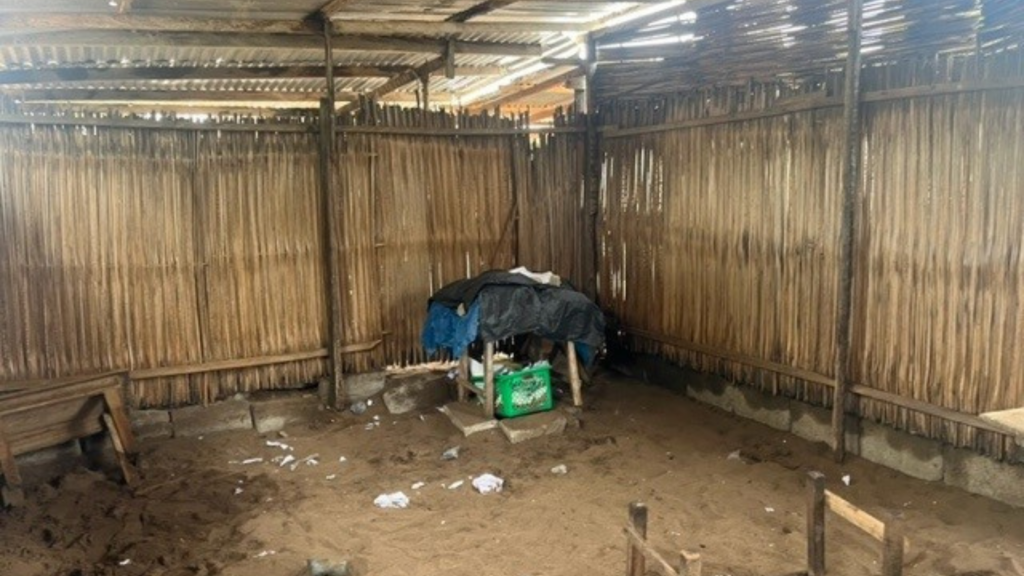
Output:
[457, 353, 470, 402]
[0, 420, 24, 507]
[566, 341, 583, 407]
[483, 341, 495, 419]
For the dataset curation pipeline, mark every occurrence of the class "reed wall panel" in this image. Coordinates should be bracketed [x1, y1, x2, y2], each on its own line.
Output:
[599, 53, 1024, 457]
[0, 108, 585, 407]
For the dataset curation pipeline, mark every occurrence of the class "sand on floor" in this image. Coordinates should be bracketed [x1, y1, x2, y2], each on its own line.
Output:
[1, 371, 1022, 576]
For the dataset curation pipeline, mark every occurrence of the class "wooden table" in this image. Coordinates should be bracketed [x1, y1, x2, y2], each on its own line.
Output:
[454, 340, 583, 419]
[0, 373, 138, 506]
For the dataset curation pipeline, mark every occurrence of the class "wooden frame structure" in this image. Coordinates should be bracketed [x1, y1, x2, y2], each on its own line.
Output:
[0, 373, 138, 506]
[624, 502, 703, 576]
[806, 472, 907, 576]
[454, 340, 584, 420]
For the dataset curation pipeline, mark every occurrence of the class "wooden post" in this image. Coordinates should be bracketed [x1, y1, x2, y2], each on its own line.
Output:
[831, 0, 865, 462]
[319, 17, 346, 409]
[626, 502, 648, 576]
[583, 33, 601, 302]
[566, 341, 583, 407]
[679, 551, 702, 576]
[881, 516, 905, 576]
[807, 472, 826, 576]
[483, 341, 496, 419]
[457, 352, 470, 402]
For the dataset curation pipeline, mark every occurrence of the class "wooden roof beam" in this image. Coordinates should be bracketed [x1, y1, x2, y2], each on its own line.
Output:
[330, 20, 582, 36]
[0, 15, 316, 36]
[0, 31, 542, 57]
[470, 66, 583, 111]
[0, 65, 506, 87]
[12, 89, 360, 103]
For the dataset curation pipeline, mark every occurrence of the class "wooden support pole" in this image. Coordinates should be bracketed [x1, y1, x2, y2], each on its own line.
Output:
[626, 502, 648, 576]
[457, 353, 470, 402]
[583, 33, 601, 302]
[0, 421, 23, 507]
[881, 516, 906, 576]
[831, 0, 865, 463]
[566, 341, 583, 407]
[483, 341, 496, 419]
[319, 18, 346, 409]
[807, 472, 826, 576]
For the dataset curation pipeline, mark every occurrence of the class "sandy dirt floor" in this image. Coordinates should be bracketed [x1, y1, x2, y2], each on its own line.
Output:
[2, 371, 1023, 576]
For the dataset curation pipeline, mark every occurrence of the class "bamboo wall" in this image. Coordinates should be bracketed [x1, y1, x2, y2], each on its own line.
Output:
[0, 108, 585, 407]
[599, 50, 1024, 457]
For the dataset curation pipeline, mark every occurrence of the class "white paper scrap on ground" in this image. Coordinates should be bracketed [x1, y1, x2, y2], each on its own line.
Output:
[447, 480, 464, 490]
[254, 550, 277, 559]
[727, 450, 742, 461]
[326, 474, 337, 481]
[374, 492, 410, 509]
[472, 474, 504, 495]
[411, 482, 426, 490]
[279, 455, 296, 468]
[118, 559, 131, 566]
[551, 464, 568, 475]
[266, 441, 294, 451]
[842, 474, 852, 486]
[241, 458, 264, 465]
[339, 456, 348, 463]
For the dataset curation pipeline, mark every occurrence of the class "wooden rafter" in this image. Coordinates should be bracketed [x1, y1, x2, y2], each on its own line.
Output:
[319, 0, 359, 17]
[343, 0, 524, 113]
[0, 65, 506, 87]
[0, 15, 315, 36]
[330, 20, 581, 36]
[469, 67, 583, 111]
[0, 31, 542, 57]
[13, 89, 359, 103]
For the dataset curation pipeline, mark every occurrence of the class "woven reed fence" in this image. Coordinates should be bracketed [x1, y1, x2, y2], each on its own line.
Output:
[0, 107, 585, 407]
[599, 49, 1024, 458]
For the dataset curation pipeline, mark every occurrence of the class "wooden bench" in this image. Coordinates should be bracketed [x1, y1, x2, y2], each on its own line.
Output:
[0, 373, 138, 506]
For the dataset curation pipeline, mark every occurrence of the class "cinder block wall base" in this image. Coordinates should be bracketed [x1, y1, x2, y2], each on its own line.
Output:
[631, 355, 1024, 508]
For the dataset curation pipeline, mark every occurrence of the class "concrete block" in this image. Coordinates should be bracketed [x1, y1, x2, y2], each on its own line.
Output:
[346, 371, 387, 401]
[790, 402, 859, 453]
[130, 409, 173, 440]
[731, 385, 792, 431]
[944, 447, 1024, 508]
[383, 372, 450, 415]
[499, 411, 568, 444]
[16, 441, 83, 486]
[859, 421, 943, 482]
[251, 395, 321, 434]
[686, 373, 737, 413]
[171, 398, 253, 438]
[439, 402, 498, 437]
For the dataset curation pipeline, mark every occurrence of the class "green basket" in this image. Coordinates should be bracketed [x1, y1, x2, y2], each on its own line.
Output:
[472, 365, 553, 418]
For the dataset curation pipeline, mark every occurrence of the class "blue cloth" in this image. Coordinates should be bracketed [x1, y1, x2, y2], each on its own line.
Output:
[421, 301, 480, 358]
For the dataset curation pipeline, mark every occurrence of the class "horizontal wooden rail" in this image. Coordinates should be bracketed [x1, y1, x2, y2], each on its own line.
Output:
[0, 113, 317, 133]
[627, 328, 1008, 436]
[0, 340, 382, 391]
[602, 78, 1024, 139]
[337, 125, 585, 137]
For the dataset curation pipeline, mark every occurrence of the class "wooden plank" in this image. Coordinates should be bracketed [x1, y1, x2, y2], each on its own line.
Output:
[330, 20, 581, 36]
[624, 525, 678, 576]
[566, 341, 583, 407]
[457, 353, 471, 403]
[103, 413, 139, 488]
[807, 472, 826, 576]
[102, 387, 137, 456]
[483, 341, 496, 420]
[0, 31, 542, 57]
[448, 0, 519, 21]
[4, 396, 104, 444]
[825, 490, 886, 542]
[0, 376, 122, 416]
[627, 502, 648, 576]
[850, 385, 1005, 434]
[130, 349, 327, 380]
[0, 370, 125, 395]
[9, 417, 105, 456]
[0, 420, 24, 488]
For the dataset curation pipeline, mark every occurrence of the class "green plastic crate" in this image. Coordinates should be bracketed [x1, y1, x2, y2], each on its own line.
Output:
[472, 364, 553, 418]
